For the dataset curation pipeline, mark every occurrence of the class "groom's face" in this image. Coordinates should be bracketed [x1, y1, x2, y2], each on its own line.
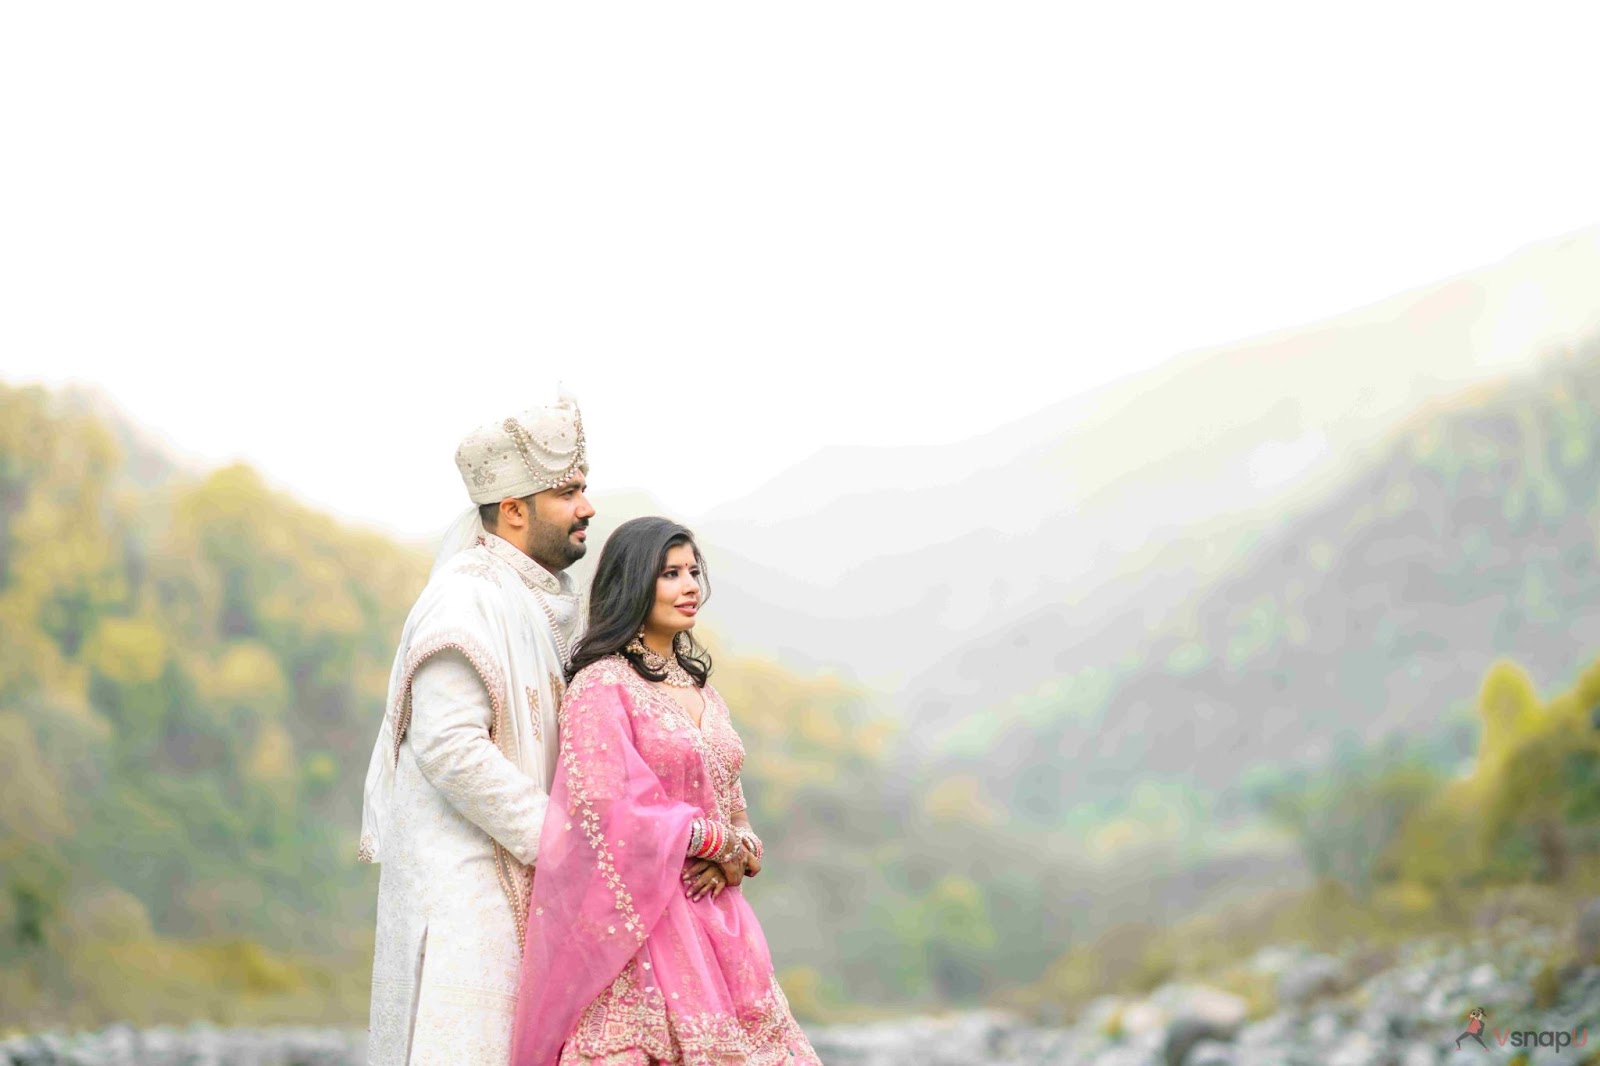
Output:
[526, 476, 594, 571]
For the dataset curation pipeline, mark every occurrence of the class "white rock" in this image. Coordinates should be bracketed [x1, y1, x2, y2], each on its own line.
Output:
[1398, 1042, 1439, 1066]
[1326, 1030, 1378, 1066]
[1150, 984, 1249, 1029]
[1184, 1037, 1237, 1066]
[1308, 1012, 1341, 1045]
[1119, 1001, 1168, 1038]
[1236, 1014, 1295, 1048]
[1278, 955, 1347, 1007]
[1465, 963, 1498, 992]
[1251, 945, 1305, 976]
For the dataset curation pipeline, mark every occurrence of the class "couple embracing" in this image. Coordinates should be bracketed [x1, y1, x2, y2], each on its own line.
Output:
[358, 399, 820, 1065]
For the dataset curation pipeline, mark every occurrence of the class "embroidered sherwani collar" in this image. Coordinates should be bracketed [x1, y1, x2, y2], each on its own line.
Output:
[477, 533, 573, 597]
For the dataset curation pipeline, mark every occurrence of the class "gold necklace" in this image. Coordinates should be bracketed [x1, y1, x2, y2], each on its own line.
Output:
[627, 633, 696, 687]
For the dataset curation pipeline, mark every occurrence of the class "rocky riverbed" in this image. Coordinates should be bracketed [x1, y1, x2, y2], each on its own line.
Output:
[6, 922, 1598, 1065]
[809, 922, 1598, 1066]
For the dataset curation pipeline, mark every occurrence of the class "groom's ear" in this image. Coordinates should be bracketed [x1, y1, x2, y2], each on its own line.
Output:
[498, 496, 528, 530]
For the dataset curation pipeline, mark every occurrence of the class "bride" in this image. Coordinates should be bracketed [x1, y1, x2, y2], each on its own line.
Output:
[511, 516, 821, 1065]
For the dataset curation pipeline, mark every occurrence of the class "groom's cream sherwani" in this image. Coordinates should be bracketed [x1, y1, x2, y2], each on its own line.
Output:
[359, 532, 579, 1066]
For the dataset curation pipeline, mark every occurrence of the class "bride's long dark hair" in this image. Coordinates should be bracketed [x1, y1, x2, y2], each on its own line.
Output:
[566, 516, 713, 686]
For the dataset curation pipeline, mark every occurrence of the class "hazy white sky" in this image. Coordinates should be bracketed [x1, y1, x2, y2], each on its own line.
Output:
[3, 2, 1597, 539]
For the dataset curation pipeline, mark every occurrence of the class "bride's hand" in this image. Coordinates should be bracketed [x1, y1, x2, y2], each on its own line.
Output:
[714, 854, 746, 897]
[742, 852, 762, 879]
[684, 856, 742, 901]
[683, 858, 722, 902]
[683, 847, 748, 901]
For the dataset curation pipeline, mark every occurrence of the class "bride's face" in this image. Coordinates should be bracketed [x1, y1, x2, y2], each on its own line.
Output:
[644, 542, 703, 640]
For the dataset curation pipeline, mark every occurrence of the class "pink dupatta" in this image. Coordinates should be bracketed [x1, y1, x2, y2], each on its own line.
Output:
[511, 656, 818, 1066]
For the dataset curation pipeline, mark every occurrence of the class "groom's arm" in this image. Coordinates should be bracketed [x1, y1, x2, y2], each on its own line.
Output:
[408, 649, 547, 865]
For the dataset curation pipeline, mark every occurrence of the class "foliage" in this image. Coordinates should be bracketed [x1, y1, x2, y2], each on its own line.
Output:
[0, 385, 430, 1028]
[0, 383, 935, 1027]
[1016, 641, 1600, 1021]
[1247, 745, 1442, 896]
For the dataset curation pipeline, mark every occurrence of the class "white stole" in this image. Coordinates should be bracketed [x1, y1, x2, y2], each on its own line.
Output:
[359, 533, 581, 936]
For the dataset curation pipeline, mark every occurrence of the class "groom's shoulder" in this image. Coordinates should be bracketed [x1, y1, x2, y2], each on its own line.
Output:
[426, 544, 513, 594]
[433, 543, 508, 589]
[406, 550, 505, 621]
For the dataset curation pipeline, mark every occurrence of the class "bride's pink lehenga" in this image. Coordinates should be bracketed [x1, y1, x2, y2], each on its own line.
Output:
[511, 656, 822, 1066]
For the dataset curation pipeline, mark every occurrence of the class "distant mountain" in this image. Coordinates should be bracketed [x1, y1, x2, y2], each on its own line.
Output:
[912, 329, 1600, 818]
[695, 228, 1600, 684]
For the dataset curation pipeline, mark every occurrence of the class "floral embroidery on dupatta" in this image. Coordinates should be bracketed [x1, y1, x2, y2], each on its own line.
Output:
[558, 661, 648, 944]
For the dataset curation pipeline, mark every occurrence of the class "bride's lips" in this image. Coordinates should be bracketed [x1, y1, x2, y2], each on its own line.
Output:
[675, 603, 698, 616]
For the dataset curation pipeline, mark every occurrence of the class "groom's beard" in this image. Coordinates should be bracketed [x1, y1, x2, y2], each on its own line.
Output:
[530, 518, 587, 569]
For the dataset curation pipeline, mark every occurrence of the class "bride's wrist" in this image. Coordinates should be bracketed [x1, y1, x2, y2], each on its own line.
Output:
[688, 818, 743, 863]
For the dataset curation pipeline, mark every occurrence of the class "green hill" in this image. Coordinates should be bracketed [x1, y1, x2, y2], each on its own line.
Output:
[0, 383, 903, 1028]
[0, 382, 431, 1028]
[908, 332, 1600, 818]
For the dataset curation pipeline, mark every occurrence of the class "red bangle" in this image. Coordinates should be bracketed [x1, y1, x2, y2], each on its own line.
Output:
[694, 820, 722, 860]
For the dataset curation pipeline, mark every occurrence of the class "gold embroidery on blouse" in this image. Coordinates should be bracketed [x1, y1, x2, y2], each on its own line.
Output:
[613, 666, 744, 822]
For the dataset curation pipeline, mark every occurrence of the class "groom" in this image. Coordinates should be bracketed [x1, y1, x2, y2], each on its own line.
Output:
[358, 399, 594, 1065]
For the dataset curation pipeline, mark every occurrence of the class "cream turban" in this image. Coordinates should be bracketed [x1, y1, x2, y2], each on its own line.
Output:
[454, 400, 589, 505]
